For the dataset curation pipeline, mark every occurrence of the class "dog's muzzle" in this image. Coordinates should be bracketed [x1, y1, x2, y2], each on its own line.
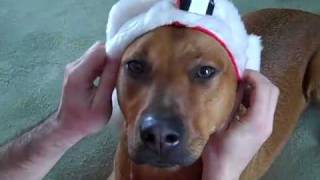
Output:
[131, 111, 195, 168]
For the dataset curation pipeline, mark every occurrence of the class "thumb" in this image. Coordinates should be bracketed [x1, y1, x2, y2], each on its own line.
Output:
[93, 58, 120, 113]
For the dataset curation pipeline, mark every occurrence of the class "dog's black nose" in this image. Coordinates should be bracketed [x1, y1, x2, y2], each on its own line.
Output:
[139, 114, 184, 153]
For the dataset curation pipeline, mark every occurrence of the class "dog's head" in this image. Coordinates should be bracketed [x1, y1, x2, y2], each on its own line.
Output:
[116, 26, 238, 168]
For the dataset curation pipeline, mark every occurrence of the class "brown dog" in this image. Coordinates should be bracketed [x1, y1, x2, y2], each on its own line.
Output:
[109, 9, 320, 180]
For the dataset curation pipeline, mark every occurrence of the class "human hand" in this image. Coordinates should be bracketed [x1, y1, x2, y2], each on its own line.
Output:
[202, 70, 280, 180]
[56, 42, 119, 139]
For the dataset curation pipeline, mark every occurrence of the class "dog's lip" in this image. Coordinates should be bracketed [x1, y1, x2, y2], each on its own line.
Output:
[149, 160, 177, 168]
[129, 151, 176, 167]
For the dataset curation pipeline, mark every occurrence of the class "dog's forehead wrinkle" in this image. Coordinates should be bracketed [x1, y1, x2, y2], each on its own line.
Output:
[145, 27, 199, 58]
[176, 42, 200, 60]
[168, 28, 202, 61]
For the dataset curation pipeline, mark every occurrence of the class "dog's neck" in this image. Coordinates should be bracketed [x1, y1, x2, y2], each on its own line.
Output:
[114, 135, 203, 180]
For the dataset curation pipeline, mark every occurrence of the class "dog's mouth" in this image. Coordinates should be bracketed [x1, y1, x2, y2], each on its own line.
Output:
[133, 156, 194, 169]
[129, 139, 199, 168]
[126, 111, 201, 168]
[147, 160, 178, 168]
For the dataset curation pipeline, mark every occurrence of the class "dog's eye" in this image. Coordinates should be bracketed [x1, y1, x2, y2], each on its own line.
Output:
[126, 60, 146, 75]
[194, 66, 217, 80]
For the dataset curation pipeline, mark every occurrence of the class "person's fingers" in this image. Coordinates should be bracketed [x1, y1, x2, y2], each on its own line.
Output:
[236, 70, 279, 136]
[72, 42, 108, 86]
[201, 71, 279, 180]
[227, 82, 246, 123]
[242, 70, 272, 119]
[267, 85, 280, 123]
[93, 57, 120, 112]
[241, 83, 253, 108]
[66, 58, 82, 69]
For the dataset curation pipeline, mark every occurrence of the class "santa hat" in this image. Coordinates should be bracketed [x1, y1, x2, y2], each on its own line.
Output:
[106, 0, 262, 79]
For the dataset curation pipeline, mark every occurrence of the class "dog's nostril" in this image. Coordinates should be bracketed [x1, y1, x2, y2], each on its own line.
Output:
[139, 114, 184, 151]
[165, 134, 180, 146]
[142, 132, 156, 144]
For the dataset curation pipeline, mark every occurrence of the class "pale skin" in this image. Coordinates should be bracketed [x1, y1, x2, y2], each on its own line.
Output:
[0, 42, 279, 180]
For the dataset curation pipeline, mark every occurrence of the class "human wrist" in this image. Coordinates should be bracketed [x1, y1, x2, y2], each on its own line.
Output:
[48, 113, 86, 148]
[55, 109, 98, 141]
[211, 168, 240, 180]
[202, 159, 240, 180]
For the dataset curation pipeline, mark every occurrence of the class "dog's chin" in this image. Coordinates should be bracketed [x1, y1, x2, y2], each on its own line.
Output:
[128, 149, 198, 169]
[140, 161, 180, 169]
[132, 158, 196, 168]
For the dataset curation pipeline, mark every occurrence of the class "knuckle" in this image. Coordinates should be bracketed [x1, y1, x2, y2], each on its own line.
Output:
[263, 81, 279, 95]
[260, 77, 272, 86]
[263, 123, 273, 138]
[95, 41, 104, 48]
[273, 85, 280, 96]
[64, 73, 78, 87]
[260, 81, 271, 90]
[253, 120, 273, 140]
[267, 84, 280, 101]
[64, 63, 74, 76]
[63, 67, 78, 88]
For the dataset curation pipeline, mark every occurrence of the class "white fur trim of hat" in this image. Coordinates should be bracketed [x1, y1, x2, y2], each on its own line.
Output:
[106, 0, 263, 79]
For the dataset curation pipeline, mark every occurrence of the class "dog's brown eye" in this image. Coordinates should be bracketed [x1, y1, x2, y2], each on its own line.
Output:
[195, 66, 217, 80]
[126, 60, 146, 75]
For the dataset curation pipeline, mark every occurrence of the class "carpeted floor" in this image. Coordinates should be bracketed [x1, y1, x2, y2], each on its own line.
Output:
[0, 0, 319, 179]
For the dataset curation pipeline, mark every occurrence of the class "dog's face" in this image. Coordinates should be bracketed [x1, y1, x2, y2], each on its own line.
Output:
[117, 26, 237, 168]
